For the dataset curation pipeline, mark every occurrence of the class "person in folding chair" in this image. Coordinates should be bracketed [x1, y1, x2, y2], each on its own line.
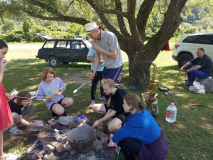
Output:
[8, 90, 37, 135]
[37, 67, 74, 118]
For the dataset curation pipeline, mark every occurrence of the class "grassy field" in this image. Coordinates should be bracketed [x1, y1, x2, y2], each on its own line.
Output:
[3, 43, 213, 160]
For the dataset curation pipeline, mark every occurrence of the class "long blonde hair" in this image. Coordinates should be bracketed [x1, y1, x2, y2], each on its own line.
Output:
[103, 79, 115, 107]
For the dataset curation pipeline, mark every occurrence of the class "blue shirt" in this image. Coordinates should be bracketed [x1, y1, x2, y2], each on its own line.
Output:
[113, 109, 161, 144]
[87, 47, 104, 71]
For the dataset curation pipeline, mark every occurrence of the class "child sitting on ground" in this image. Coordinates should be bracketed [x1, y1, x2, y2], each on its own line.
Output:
[8, 90, 37, 135]
[37, 67, 74, 118]
[91, 79, 130, 147]
[113, 93, 168, 160]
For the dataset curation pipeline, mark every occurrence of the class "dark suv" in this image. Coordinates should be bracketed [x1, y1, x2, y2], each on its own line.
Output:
[34, 33, 91, 67]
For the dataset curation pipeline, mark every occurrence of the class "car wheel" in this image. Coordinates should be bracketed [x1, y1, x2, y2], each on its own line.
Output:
[62, 62, 69, 64]
[49, 57, 59, 67]
[178, 54, 193, 68]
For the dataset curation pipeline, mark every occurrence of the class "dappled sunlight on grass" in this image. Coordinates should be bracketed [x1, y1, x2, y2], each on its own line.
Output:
[26, 84, 40, 91]
[177, 124, 185, 129]
[200, 123, 213, 134]
[2, 43, 213, 159]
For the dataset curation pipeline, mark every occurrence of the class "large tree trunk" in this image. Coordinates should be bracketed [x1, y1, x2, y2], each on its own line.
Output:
[127, 43, 159, 87]
[2, 0, 188, 86]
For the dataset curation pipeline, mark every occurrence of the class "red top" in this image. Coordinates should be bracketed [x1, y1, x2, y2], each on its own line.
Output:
[0, 83, 13, 130]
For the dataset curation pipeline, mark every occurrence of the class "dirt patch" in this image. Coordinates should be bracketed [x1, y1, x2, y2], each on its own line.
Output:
[60, 71, 128, 89]
[60, 71, 92, 88]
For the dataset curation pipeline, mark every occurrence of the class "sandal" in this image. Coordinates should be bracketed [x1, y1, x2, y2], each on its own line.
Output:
[9, 126, 23, 135]
[5, 153, 20, 160]
[130, 86, 138, 90]
[158, 86, 169, 92]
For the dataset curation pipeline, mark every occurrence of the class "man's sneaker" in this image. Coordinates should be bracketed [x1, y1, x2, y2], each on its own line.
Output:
[184, 83, 193, 88]
[99, 96, 105, 100]
[182, 80, 190, 85]
[90, 100, 95, 108]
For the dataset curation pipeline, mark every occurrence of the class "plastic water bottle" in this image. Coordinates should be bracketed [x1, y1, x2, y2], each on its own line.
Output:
[166, 103, 177, 123]
[11, 88, 18, 99]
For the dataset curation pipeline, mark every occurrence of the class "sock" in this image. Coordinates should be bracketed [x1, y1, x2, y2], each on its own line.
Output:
[61, 111, 67, 116]
[51, 111, 57, 117]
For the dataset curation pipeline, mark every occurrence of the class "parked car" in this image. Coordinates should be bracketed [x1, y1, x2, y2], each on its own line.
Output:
[172, 32, 213, 67]
[34, 33, 91, 67]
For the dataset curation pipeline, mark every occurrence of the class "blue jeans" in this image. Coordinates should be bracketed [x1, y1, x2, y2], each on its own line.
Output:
[187, 64, 209, 83]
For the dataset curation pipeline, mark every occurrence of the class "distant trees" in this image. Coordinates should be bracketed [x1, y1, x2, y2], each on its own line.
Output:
[0, 17, 85, 42]
[0, 0, 212, 85]
[1, 19, 15, 32]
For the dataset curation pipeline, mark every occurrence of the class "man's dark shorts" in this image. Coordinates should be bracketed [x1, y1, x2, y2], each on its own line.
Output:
[102, 64, 123, 82]
[104, 104, 129, 125]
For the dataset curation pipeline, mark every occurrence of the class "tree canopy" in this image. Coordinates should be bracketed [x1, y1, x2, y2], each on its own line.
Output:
[0, 0, 212, 85]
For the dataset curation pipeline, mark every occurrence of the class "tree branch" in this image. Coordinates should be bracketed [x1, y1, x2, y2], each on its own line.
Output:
[127, 0, 143, 47]
[8, 6, 89, 25]
[63, 0, 75, 15]
[136, 0, 156, 42]
[98, 9, 128, 17]
[93, 0, 127, 17]
[25, 0, 62, 17]
[86, 0, 127, 42]
[147, 0, 187, 54]
[115, 0, 129, 36]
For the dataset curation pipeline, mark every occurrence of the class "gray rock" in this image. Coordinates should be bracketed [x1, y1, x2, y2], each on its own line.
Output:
[43, 144, 55, 153]
[99, 133, 108, 144]
[38, 150, 47, 159]
[197, 78, 213, 93]
[32, 149, 39, 160]
[92, 139, 103, 152]
[43, 153, 59, 160]
[38, 137, 57, 147]
[55, 143, 66, 154]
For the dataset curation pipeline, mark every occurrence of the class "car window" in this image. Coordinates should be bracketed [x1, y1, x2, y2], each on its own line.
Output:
[71, 41, 86, 49]
[198, 35, 213, 45]
[182, 35, 199, 43]
[83, 40, 92, 48]
[56, 41, 70, 49]
[43, 41, 55, 48]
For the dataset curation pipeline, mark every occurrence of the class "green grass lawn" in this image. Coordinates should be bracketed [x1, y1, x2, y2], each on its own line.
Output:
[3, 43, 213, 159]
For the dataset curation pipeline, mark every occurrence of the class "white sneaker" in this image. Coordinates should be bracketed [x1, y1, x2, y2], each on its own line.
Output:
[99, 96, 105, 100]
[90, 100, 95, 108]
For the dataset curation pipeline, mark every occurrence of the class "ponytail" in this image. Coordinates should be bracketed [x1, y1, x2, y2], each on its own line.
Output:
[139, 101, 146, 111]
[107, 95, 111, 107]
[124, 93, 146, 111]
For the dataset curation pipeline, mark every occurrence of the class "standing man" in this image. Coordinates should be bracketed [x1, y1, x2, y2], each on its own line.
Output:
[180, 48, 213, 87]
[84, 22, 124, 82]
[87, 46, 105, 107]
